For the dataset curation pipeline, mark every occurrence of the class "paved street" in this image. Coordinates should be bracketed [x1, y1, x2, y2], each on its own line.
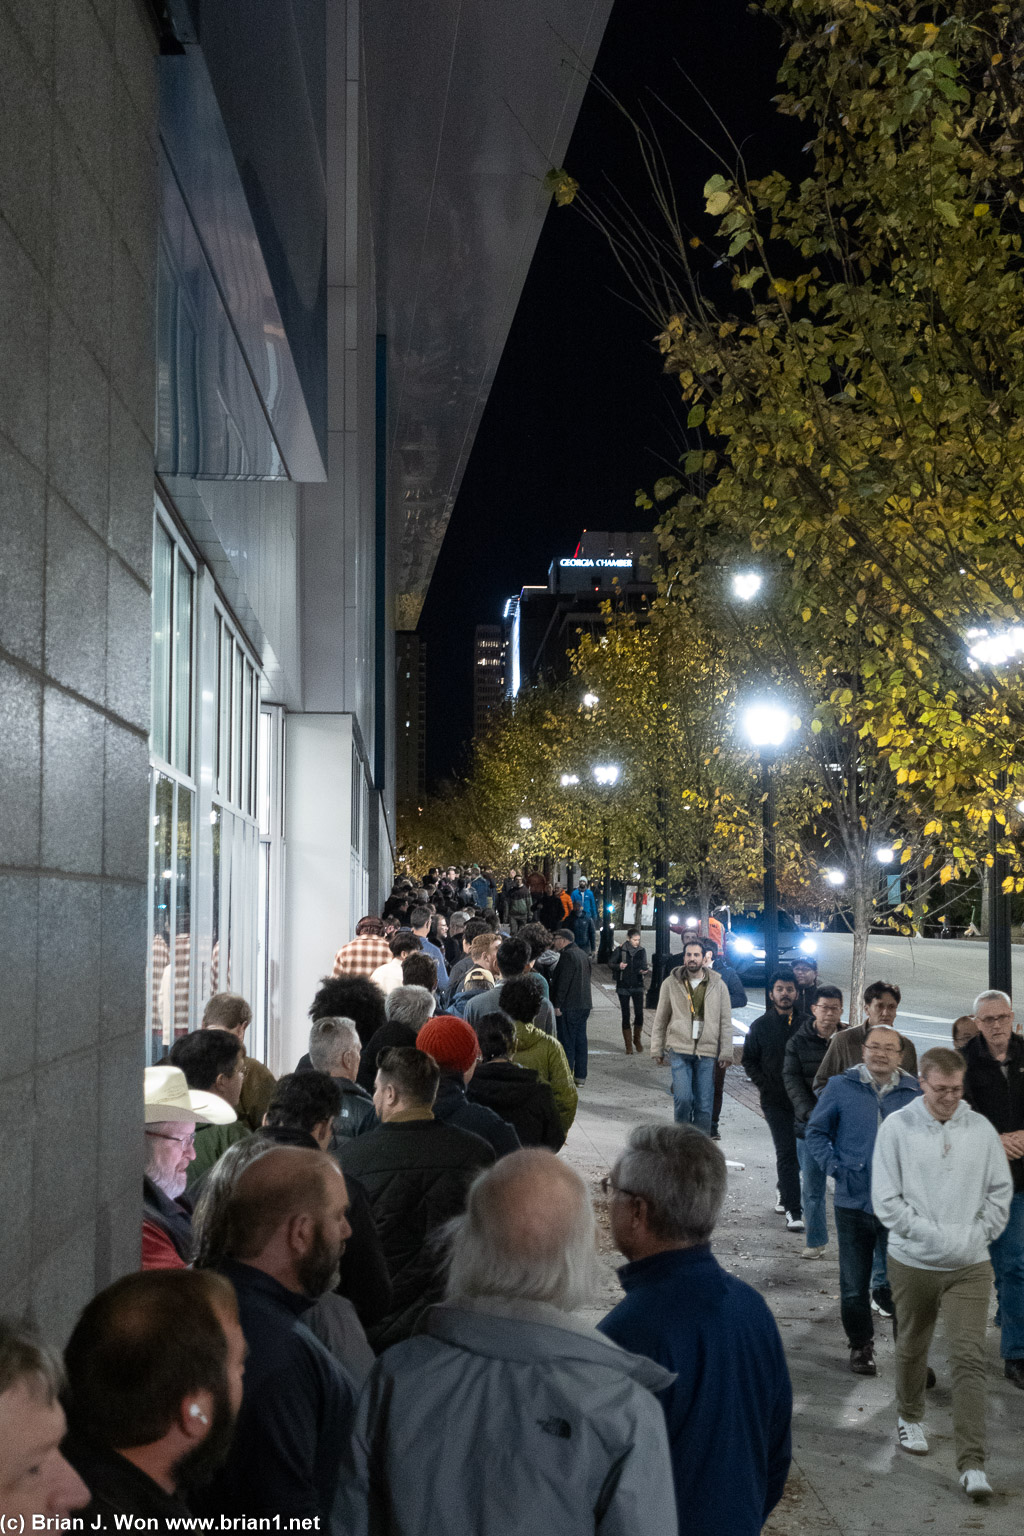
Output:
[567, 974, 1024, 1534]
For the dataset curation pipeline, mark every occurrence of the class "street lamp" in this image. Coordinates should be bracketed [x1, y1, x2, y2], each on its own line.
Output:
[519, 816, 532, 831]
[592, 763, 621, 961]
[966, 627, 1019, 995]
[560, 773, 580, 787]
[825, 869, 845, 887]
[742, 700, 794, 1000]
[583, 692, 600, 708]
[732, 571, 763, 602]
[875, 846, 895, 865]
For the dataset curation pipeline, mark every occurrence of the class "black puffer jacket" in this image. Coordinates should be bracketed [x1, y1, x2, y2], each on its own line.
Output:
[782, 1020, 836, 1132]
[963, 1032, 1024, 1193]
[337, 1116, 493, 1350]
[433, 1071, 521, 1159]
[742, 1007, 802, 1110]
[467, 1060, 565, 1151]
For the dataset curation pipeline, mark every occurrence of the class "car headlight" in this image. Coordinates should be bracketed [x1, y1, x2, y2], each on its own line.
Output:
[732, 937, 755, 956]
[799, 937, 817, 954]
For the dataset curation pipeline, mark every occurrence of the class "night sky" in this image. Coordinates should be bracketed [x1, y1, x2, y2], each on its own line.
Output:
[418, 0, 803, 785]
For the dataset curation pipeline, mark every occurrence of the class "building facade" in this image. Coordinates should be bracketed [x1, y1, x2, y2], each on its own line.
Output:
[0, 0, 611, 1337]
[473, 623, 507, 738]
[395, 632, 427, 807]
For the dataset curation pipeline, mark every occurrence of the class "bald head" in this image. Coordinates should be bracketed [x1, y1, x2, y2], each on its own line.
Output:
[446, 1149, 598, 1311]
[221, 1147, 341, 1263]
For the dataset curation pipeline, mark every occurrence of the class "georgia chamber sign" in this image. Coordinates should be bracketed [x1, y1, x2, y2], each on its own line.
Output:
[559, 558, 633, 569]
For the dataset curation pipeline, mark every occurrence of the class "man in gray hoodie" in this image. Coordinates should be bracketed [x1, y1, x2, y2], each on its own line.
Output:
[339, 1148, 678, 1535]
[872, 1046, 1013, 1502]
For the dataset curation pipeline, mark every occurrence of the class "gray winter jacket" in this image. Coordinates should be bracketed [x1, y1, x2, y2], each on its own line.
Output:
[338, 1297, 678, 1536]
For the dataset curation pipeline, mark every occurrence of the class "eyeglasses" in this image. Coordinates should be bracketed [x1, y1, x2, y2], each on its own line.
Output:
[977, 1012, 1013, 1026]
[146, 1130, 197, 1148]
[599, 1176, 641, 1200]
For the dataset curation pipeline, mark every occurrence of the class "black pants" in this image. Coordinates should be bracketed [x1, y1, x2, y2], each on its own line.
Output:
[835, 1206, 889, 1348]
[761, 1099, 801, 1215]
[618, 992, 644, 1030]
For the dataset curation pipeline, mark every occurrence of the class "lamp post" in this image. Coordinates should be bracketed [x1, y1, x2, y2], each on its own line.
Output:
[593, 763, 620, 963]
[742, 702, 793, 1002]
[967, 628, 1018, 996]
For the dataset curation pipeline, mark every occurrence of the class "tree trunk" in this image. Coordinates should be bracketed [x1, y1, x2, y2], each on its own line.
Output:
[980, 863, 990, 937]
[698, 885, 711, 934]
[849, 876, 871, 1026]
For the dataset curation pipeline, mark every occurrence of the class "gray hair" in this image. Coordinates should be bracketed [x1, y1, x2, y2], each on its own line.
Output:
[446, 1149, 599, 1311]
[973, 988, 1012, 1015]
[191, 1136, 274, 1268]
[613, 1123, 727, 1244]
[0, 1316, 63, 1401]
[385, 984, 435, 1030]
[308, 1016, 360, 1073]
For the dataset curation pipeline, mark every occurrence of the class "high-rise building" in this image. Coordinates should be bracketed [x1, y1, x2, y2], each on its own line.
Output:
[474, 624, 507, 737]
[396, 634, 427, 804]
[506, 531, 658, 696]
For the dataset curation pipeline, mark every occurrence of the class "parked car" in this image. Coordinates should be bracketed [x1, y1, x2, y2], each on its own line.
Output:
[723, 909, 817, 983]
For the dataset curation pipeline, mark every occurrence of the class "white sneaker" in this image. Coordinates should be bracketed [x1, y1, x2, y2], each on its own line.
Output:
[773, 1188, 785, 1214]
[897, 1418, 928, 1455]
[785, 1211, 805, 1232]
[959, 1469, 992, 1501]
[801, 1244, 827, 1260]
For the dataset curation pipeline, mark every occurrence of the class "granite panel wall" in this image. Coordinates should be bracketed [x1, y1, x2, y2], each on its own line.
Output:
[0, 0, 158, 1341]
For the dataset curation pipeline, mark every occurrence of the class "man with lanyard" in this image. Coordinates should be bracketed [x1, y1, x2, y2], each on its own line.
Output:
[651, 939, 732, 1134]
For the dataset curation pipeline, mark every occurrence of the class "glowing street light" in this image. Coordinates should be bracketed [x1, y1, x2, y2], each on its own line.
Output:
[592, 764, 621, 787]
[560, 773, 580, 787]
[825, 869, 846, 887]
[732, 571, 763, 602]
[742, 701, 793, 750]
[519, 816, 532, 830]
[875, 846, 895, 865]
[966, 626, 1024, 668]
[583, 692, 600, 708]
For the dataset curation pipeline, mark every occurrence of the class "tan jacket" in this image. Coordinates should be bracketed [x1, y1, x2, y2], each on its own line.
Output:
[812, 1021, 918, 1096]
[650, 967, 732, 1062]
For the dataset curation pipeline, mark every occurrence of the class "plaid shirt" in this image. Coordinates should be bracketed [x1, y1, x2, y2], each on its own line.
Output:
[333, 935, 393, 979]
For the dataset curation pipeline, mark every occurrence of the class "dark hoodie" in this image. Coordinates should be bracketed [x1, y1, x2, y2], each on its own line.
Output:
[467, 1059, 565, 1151]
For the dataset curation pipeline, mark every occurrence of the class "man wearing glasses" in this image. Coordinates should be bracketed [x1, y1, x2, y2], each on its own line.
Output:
[962, 990, 1024, 1390]
[143, 1065, 236, 1269]
[872, 1047, 1012, 1502]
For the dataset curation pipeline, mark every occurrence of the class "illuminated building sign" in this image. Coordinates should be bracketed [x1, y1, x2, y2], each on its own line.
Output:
[558, 558, 633, 569]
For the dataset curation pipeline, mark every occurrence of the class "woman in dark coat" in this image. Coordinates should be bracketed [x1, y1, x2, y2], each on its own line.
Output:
[466, 1016, 564, 1151]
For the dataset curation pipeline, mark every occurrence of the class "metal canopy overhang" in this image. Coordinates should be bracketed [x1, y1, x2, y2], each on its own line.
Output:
[363, 0, 614, 630]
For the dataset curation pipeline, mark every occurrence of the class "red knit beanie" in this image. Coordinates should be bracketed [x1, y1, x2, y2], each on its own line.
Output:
[417, 1014, 480, 1075]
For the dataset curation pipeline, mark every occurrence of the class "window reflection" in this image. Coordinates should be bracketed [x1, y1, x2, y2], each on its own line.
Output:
[151, 528, 172, 762]
[151, 774, 174, 1058]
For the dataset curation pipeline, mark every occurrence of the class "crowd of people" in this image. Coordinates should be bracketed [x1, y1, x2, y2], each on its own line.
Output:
[3, 863, 1023, 1528]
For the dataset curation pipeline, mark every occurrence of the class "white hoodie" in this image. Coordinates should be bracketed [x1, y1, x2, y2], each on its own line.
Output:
[872, 1096, 1013, 1271]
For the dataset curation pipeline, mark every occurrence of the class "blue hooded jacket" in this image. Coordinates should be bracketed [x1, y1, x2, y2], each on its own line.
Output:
[805, 1065, 921, 1212]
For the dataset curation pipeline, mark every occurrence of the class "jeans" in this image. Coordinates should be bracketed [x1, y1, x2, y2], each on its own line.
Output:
[990, 1188, 1024, 1360]
[668, 1052, 716, 1134]
[796, 1136, 828, 1248]
[834, 1206, 888, 1348]
[557, 1008, 590, 1080]
[761, 1100, 801, 1215]
[889, 1256, 993, 1471]
[871, 1236, 888, 1295]
[710, 1060, 728, 1132]
[618, 992, 644, 1031]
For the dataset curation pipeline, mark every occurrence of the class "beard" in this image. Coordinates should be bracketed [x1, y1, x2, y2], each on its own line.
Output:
[173, 1391, 237, 1493]
[297, 1224, 344, 1299]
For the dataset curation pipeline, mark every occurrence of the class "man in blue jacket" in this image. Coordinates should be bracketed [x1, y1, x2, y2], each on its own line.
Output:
[600, 1123, 792, 1536]
[806, 1026, 921, 1377]
[576, 875, 600, 923]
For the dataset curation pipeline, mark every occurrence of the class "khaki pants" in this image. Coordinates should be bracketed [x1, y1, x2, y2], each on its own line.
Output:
[888, 1256, 993, 1472]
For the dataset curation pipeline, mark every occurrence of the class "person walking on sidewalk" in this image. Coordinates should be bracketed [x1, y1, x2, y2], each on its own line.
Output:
[611, 928, 650, 1054]
[962, 989, 1024, 1391]
[701, 938, 745, 1141]
[600, 1124, 792, 1536]
[742, 969, 805, 1232]
[805, 1027, 921, 1376]
[651, 938, 732, 1136]
[549, 928, 593, 1087]
[783, 984, 844, 1258]
[872, 1047, 1012, 1502]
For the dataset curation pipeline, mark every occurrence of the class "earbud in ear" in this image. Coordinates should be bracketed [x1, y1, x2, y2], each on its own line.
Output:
[189, 1404, 209, 1424]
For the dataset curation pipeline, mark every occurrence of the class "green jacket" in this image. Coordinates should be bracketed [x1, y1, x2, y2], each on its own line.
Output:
[187, 1120, 251, 1185]
[512, 1020, 577, 1134]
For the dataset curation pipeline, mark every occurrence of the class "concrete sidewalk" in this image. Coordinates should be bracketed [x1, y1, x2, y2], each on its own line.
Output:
[564, 974, 1024, 1534]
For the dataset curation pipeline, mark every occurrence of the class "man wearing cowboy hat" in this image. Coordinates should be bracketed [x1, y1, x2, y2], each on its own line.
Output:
[143, 1065, 237, 1269]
